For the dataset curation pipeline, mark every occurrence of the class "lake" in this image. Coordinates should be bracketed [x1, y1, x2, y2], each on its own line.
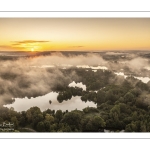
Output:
[114, 72, 150, 83]
[68, 81, 86, 91]
[4, 65, 150, 112]
[3, 82, 96, 112]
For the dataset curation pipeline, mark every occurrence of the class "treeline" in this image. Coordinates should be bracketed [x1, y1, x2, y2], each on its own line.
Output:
[1, 68, 150, 132]
[53, 68, 150, 132]
[57, 87, 83, 103]
[0, 106, 106, 132]
[1, 96, 150, 132]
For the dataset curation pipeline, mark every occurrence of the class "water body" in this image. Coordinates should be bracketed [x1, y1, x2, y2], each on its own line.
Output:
[134, 76, 150, 84]
[5, 64, 150, 113]
[114, 72, 128, 78]
[92, 70, 97, 72]
[4, 81, 96, 112]
[30, 65, 108, 72]
[68, 81, 86, 91]
[30, 64, 73, 69]
[76, 65, 108, 70]
[144, 67, 150, 71]
[3, 92, 96, 112]
[30, 65, 55, 68]
[114, 72, 150, 83]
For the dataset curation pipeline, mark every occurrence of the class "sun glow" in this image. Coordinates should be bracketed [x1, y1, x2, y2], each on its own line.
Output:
[0, 18, 150, 51]
[31, 48, 34, 52]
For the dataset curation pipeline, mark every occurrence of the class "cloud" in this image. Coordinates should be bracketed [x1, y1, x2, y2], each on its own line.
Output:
[0, 45, 20, 51]
[69, 46, 84, 48]
[0, 52, 107, 106]
[11, 40, 50, 46]
[0, 45, 11, 49]
[0, 40, 51, 51]
[11, 40, 50, 49]
[0, 52, 150, 107]
[105, 52, 127, 55]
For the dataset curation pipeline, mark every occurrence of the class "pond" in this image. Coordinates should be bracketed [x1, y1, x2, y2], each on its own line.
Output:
[4, 93, 96, 112]
[68, 81, 86, 91]
[3, 82, 96, 112]
[76, 65, 108, 70]
[114, 72, 150, 83]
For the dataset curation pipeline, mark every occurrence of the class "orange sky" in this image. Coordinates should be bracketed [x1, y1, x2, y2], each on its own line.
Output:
[0, 18, 150, 51]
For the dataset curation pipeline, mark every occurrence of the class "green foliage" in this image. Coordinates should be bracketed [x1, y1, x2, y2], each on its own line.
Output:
[57, 123, 72, 132]
[136, 81, 149, 91]
[57, 87, 83, 102]
[45, 114, 54, 124]
[62, 110, 83, 131]
[11, 116, 19, 129]
[92, 116, 106, 129]
[55, 110, 63, 123]
[82, 116, 106, 131]
[97, 90, 106, 104]
[83, 107, 99, 113]
[37, 121, 45, 132]
[1, 68, 150, 132]
[26, 106, 43, 128]
[124, 92, 135, 104]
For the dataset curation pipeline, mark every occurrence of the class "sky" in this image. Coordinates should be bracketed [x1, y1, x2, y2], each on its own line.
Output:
[0, 18, 150, 52]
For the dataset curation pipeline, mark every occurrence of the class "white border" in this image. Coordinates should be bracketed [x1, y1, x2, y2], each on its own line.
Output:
[0, 133, 150, 139]
[0, 12, 150, 18]
[0, 12, 150, 139]
[0, 0, 150, 11]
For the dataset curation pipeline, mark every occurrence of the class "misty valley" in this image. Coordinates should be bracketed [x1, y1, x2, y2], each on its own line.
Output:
[1, 51, 150, 132]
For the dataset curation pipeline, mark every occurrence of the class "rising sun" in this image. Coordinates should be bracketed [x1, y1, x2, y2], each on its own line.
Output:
[31, 48, 34, 52]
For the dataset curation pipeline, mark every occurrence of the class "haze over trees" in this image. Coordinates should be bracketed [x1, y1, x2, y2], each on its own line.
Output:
[1, 51, 150, 132]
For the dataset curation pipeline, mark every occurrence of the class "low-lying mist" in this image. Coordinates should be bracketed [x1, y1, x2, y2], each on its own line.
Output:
[0, 52, 150, 106]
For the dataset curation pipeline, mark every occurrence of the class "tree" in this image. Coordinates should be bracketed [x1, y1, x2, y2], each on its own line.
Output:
[10, 107, 14, 111]
[109, 105, 122, 128]
[136, 81, 148, 91]
[118, 97, 124, 103]
[91, 116, 106, 131]
[19, 116, 26, 127]
[50, 123, 58, 132]
[81, 117, 89, 131]
[125, 121, 139, 132]
[58, 123, 72, 132]
[0, 117, 3, 123]
[37, 121, 45, 132]
[86, 119, 93, 131]
[55, 110, 63, 123]
[97, 90, 106, 104]
[125, 124, 132, 132]
[110, 105, 120, 118]
[62, 111, 82, 131]
[132, 111, 138, 121]
[57, 94, 64, 103]
[26, 107, 43, 128]
[140, 122, 147, 132]
[105, 90, 116, 104]
[83, 116, 106, 132]
[33, 114, 44, 128]
[124, 92, 135, 104]
[130, 88, 141, 97]
[44, 120, 50, 131]
[26, 106, 42, 122]
[45, 114, 54, 124]
[11, 116, 19, 129]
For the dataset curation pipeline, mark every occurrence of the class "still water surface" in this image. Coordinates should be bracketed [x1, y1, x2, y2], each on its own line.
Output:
[4, 92, 96, 112]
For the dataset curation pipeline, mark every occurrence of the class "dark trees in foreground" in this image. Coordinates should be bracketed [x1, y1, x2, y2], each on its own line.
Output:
[1, 68, 150, 132]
